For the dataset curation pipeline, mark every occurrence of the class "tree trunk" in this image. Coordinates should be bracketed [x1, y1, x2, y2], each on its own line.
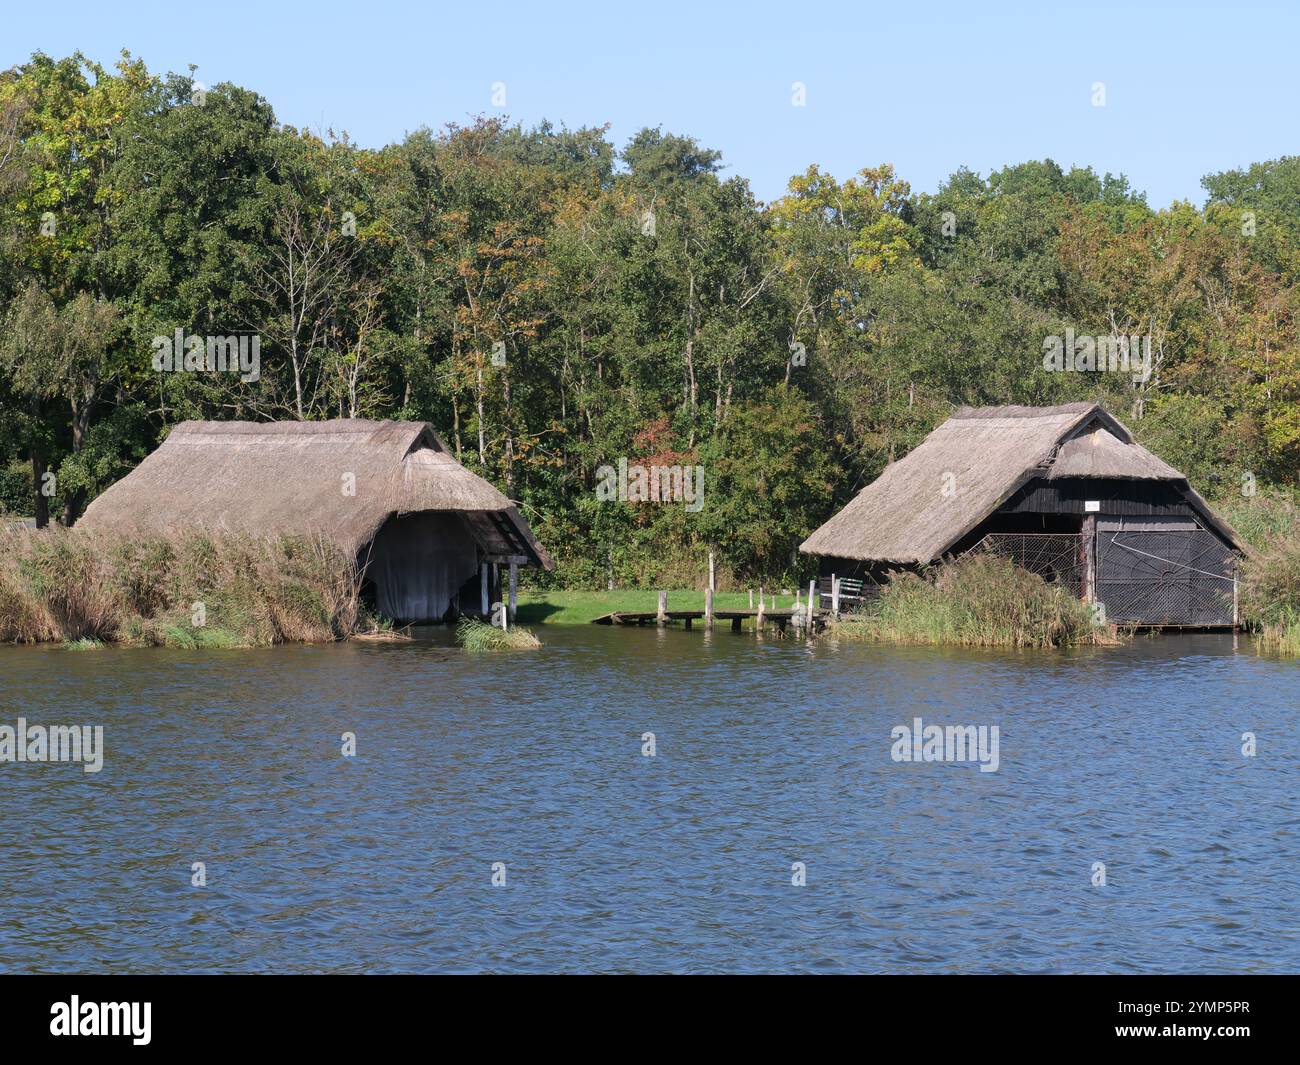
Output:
[476, 361, 486, 466]
[503, 366, 514, 492]
[30, 449, 48, 529]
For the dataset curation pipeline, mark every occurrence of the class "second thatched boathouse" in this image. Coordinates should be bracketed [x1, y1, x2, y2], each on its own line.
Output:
[801, 403, 1247, 627]
[81, 420, 552, 623]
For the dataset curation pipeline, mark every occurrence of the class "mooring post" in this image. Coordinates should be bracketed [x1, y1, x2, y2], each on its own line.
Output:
[508, 561, 518, 623]
[748, 588, 754, 609]
[832, 574, 840, 615]
[708, 551, 715, 592]
[705, 586, 714, 629]
[657, 590, 667, 625]
[807, 580, 815, 626]
[757, 587, 765, 630]
[480, 563, 489, 617]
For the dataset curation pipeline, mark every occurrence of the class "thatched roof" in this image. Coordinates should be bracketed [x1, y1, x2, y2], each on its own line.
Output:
[81, 420, 552, 569]
[1049, 425, 1182, 481]
[800, 403, 1243, 564]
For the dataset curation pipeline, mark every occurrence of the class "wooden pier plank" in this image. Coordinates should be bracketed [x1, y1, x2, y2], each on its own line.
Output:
[592, 607, 827, 629]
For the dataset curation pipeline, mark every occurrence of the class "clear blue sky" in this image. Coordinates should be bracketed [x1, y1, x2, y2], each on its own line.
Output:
[5, 0, 1297, 206]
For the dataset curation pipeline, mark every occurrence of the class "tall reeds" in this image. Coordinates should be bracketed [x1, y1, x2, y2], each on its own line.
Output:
[832, 554, 1113, 648]
[0, 526, 360, 647]
[455, 616, 541, 651]
[1239, 529, 1300, 655]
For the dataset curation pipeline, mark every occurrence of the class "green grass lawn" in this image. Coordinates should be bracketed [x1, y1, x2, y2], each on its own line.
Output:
[515, 589, 805, 625]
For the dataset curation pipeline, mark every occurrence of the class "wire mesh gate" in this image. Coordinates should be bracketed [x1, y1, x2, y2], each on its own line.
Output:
[1095, 526, 1236, 626]
[964, 533, 1084, 592]
[965, 527, 1236, 625]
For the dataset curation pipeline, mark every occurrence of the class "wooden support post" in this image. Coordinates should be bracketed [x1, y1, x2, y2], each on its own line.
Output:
[748, 588, 754, 609]
[657, 590, 667, 626]
[807, 580, 815, 625]
[731, 616, 742, 632]
[1082, 514, 1097, 605]
[704, 587, 714, 629]
[757, 589, 765, 629]
[508, 561, 518, 623]
[1233, 563, 1241, 646]
[480, 563, 489, 617]
[708, 551, 716, 592]
[832, 574, 840, 615]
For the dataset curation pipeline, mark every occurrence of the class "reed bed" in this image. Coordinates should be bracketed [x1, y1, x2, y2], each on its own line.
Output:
[832, 555, 1115, 649]
[455, 616, 542, 651]
[1238, 527, 1300, 655]
[0, 526, 361, 647]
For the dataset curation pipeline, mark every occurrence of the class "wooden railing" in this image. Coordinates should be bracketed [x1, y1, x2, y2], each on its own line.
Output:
[817, 576, 879, 613]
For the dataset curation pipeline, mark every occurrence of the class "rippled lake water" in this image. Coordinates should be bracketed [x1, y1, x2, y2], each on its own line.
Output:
[0, 627, 1297, 973]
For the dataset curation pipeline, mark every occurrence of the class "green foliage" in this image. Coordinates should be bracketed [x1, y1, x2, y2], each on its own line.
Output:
[455, 616, 541, 650]
[698, 387, 838, 579]
[1136, 394, 1252, 496]
[61, 636, 105, 650]
[2, 51, 1299, 591]
[1212, 488, 1300, 549]
[0, 462, 30, 515]
[834, 555, 1113, 649]
[1240, 535, 1300, 630]
[1234, 496, 1300, 653]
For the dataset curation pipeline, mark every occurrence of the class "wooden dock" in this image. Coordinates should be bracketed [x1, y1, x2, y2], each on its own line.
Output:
[594, 608, 828, 632]
[592, 588, 830, 633]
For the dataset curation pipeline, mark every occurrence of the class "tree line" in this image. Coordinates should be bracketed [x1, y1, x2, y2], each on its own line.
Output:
[1, 51, 1297, 586]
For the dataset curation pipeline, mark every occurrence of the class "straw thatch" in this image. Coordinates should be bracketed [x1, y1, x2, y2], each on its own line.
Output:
[81, 420, 552, 569]
[1049, 425, 1182, 481]
[800, 403, 1242, 564]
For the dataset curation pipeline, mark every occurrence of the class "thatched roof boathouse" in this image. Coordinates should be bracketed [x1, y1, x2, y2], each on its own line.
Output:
[81, 420, 552, 623]
[801, 403, 1247, 627]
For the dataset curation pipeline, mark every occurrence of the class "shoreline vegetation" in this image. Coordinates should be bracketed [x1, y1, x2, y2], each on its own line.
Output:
[830, 555, 1117, 649]
[3, 51, 1300, 655]
[4, 51, 1300, 606]
[455, 617, 542, 651]
[0, 526, 365, 647]
[2, 495, 1300, 653]
[1231, 498, 1300, 656]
